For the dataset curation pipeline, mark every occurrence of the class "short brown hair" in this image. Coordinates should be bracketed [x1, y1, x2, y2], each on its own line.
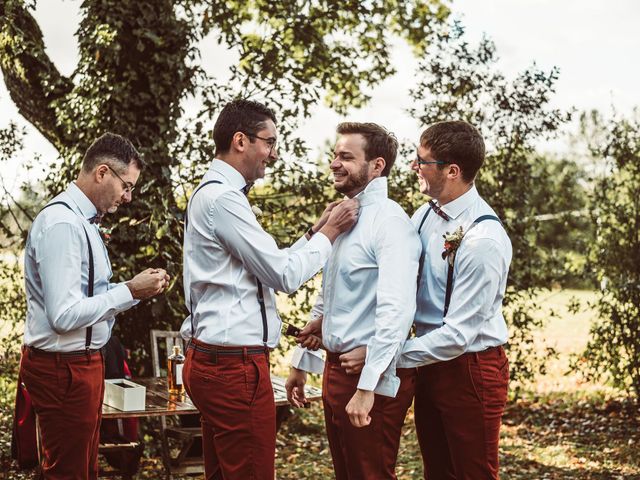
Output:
[420, 121, 485, 183]
[336, 122, 398, 177]
[82, 133, 144, 173]
[213, 99, 277, 154]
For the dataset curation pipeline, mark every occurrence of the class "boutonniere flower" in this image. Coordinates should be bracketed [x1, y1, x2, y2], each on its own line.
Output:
[98, 225, 113, 244]
[251, 205, 263, 217]
[442, 226, 465, 266]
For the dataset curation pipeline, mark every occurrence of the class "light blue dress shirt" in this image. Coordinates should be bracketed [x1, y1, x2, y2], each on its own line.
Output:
[398, 185, 512, 368]
[23, 182, 135, 351]
[293, 177, 421, 394]
[180, 159, 333, 348]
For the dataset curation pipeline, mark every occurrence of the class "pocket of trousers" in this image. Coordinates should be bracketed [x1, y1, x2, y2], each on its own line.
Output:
[498, 356, 510, 385]
[467, 355, 484, 404]
[61, 363, 75, 403]
[246, 358, 262, 406]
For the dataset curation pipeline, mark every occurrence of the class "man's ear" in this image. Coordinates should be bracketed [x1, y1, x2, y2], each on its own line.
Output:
[232, 132, 245, 151]
[95, 164, 109, 184]
[447, 163, 462, 180]
[372, 157, 386, 177]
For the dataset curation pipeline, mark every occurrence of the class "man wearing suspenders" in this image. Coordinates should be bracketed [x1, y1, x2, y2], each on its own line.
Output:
[397, 121, 513, 479]
[180, 99, 359, 480]
[20, 132, 170, 479]
[285, 122, 421, 480]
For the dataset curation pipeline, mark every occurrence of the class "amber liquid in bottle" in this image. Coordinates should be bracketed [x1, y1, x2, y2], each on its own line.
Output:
[167, 345, 185, 395]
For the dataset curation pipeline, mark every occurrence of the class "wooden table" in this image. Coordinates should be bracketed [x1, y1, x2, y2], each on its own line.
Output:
[102, 376, 322, 418]
[99, 376, 322, 478]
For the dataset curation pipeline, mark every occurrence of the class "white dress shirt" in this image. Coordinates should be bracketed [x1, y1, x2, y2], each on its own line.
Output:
[23, 183, 136, 351]
[180, 159, 333, 348]
[292, 177, 421, 394]
[397, 185, 512, 368]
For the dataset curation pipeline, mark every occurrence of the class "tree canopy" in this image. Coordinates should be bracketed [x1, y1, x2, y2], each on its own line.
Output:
[0, 0, 450, 371]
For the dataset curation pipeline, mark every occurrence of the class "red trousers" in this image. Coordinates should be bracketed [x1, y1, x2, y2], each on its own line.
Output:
[415, 346, 509, 480]
[322, 356, 416, 480]
[19, 347, 105, 480]
[182, 339, 275, 480]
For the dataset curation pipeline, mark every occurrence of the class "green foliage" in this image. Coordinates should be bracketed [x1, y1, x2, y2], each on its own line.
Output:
[0, 0, 450, 372]
[581, 115, 640, 397]
[405, 21, 571, 385]
[528, 154, 592, 288]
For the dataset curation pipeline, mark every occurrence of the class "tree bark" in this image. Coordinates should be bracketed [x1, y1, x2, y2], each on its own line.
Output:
[0, 0, 73, 152]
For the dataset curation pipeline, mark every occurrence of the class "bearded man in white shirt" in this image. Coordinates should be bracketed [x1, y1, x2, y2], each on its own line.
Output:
[398, 121, 512, 480]
[20, 132, 170, 480]
[180, 99, 359, 480]
[285, 122, 421, 480]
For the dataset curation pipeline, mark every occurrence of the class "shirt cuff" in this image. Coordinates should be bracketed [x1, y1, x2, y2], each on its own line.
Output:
[109, 283, 137, 311]
[306, 232, 332, 257]
[373, 371, 400, 398]
[290, 234, 309, 251]
[291, 346, 325, 374]
[357, 364, 381, 391]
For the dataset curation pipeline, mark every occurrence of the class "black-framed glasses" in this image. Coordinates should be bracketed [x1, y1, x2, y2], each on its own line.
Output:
[106, 165, 135, 193]
[415, 152, 448, 166]
[244, 133, 277, 153]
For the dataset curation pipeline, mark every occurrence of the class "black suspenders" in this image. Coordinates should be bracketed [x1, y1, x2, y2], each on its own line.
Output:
[186, 181, 269, 346]
[416, 206, 502, 318]
[40, 201, 95, 351]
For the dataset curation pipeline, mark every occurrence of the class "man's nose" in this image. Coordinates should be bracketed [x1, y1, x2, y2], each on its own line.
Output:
[330, 157, 341, 170]
[269, 146, 278, 162]
[122, 189, 133, 203]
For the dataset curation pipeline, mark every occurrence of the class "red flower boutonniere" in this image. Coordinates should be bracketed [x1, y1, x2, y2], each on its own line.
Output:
[442, 226, 465, 266]
[98, 225, 113, 244]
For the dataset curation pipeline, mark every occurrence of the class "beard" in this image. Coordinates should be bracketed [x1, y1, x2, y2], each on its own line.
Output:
[334, 164, 370, 198]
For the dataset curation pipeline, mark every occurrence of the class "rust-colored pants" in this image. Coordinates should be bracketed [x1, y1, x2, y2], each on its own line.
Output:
[183, 339, 275, 480]
[322, 355, 416, 480]
[19, 347, 105, 480]
[415, 346, 509, 480]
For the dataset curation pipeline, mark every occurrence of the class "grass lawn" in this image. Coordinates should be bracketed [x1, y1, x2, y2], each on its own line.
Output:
[2, 289, 639, 479]
[272, 289, 640, 480]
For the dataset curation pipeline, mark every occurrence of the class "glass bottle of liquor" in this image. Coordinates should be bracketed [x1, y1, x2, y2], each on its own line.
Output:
[167, 345, 185, 395]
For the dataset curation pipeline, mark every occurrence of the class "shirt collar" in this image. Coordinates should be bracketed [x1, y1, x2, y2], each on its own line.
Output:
[439, 184, 479, 220]
[66, 182, 98, 220]
[210, 159, 251, 191]
[354, 176, 388, 206]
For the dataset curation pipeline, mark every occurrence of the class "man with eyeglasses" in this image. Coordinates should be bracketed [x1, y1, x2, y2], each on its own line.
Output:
[20, 132, 170, 479]
[181, 99, 359, 480]
[285, 122, 420, 479]
[397, 121, 512, 479]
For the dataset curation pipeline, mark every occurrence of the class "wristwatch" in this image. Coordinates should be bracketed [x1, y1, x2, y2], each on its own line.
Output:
[306, 225, 316, 238]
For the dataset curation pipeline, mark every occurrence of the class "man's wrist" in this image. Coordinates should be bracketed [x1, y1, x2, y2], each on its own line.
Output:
[305, 224, 316, 240]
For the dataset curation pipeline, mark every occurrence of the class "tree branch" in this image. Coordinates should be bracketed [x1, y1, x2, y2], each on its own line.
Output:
[0, 0, 73, 151]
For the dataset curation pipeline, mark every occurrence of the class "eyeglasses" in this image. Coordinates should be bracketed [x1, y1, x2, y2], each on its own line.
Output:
[244, 133, 277, 154]
[415, 153, 448, 166]
[106, 165, 135, 193]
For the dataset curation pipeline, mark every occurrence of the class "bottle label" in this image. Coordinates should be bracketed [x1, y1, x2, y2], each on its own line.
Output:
[176, 364, 183, 385]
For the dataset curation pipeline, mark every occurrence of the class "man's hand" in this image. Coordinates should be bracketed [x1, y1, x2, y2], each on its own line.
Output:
[285, 368, 308, 408]
[345, 389, 375, 428]
[126, 268, 170, 300]
[296, 317, 323, 350]
[339, 346, 366, 375]
[319, 198, 360, 243]
[308, 201, 341, 238]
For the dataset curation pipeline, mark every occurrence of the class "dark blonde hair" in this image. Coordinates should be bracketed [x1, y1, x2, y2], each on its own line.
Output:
[336, 122, 398, 176]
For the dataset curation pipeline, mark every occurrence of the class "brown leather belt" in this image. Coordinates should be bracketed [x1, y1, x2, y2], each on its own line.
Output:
[25, 345, 103, 357]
